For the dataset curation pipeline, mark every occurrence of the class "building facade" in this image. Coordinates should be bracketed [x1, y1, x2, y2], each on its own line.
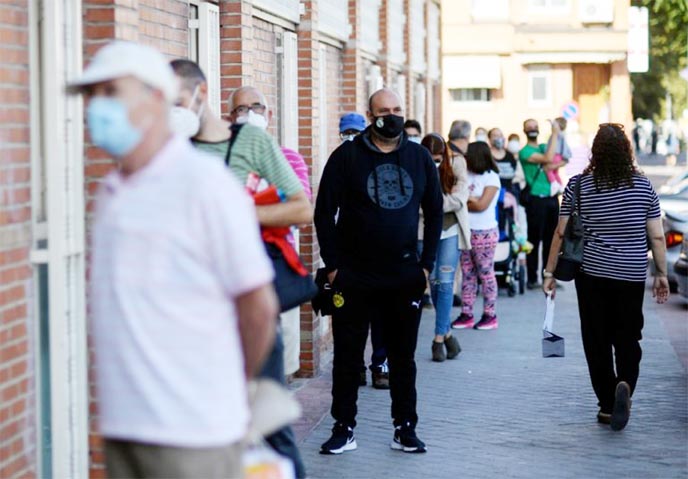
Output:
[0, 1, 441, 477]
[441, 0, 632, 143]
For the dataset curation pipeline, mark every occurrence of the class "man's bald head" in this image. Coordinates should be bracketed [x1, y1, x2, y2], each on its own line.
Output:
[367, 88, 403, 123]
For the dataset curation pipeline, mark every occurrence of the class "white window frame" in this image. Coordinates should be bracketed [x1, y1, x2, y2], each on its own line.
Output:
[527, 0, 570, 15]
[318, 44, 329, 176]
[527, 65, 552, 107]
[387, 0, 406, 66]
[427, 2, 440, 81]
[253, 0, 300, 23]
[360, 0, 382, 55]
[30, 1, 88, 478]
[449, 88, 492, 103]
[409, 0, 426, 73]
[188, 1, 221, 116]
[318, 0, 351, 41]
[280, 31, 299, 151]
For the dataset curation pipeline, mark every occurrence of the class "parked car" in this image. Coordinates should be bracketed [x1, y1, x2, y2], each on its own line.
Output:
[658, 167, 688, 195]
[651, 181, 688, 292]
[674, 237, 688, 300]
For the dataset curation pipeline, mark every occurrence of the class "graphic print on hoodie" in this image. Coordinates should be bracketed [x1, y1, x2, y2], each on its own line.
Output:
[314, 128, 443, 289]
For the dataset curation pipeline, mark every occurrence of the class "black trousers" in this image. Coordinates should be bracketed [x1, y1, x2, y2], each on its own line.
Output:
[258, 327, 306, 479]
[526, 196, 559, 284]
[331, 266, 426, 428]
[574, 272, 645, 413]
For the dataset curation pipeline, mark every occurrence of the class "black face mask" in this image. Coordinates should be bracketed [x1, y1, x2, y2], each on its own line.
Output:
[526, 130, 539, 140]
[372, 114, 405, 139]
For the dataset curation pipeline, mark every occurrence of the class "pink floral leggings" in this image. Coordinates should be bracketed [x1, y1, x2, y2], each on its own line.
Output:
[461, 228, 498, 316]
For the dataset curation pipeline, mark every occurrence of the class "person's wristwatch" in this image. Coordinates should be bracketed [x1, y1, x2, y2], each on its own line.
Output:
[542, 270, 554, 279]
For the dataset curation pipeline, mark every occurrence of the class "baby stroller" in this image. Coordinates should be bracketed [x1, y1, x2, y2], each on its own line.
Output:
[493, 188, 526, 297]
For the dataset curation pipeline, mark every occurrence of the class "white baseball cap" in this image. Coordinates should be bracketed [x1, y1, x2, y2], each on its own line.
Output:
[67, 41, 178, 104]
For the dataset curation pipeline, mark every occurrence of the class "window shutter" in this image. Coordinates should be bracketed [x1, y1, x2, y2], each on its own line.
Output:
[198, 2, 220, 116]
[280, 31, 299, 151]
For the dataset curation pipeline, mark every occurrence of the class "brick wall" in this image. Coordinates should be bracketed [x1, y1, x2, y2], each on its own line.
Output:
[0, 1, 36, 478]
[250, 16, 282, 140]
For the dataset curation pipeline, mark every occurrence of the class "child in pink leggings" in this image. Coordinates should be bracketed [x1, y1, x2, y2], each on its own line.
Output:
[451, 142, 501, 331]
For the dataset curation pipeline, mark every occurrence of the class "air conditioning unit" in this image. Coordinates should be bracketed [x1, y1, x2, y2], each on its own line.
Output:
[579, 0, 614, 24]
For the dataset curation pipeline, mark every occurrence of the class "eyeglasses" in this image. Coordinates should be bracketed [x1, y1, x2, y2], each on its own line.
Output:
[231, 103, 266, 115]
[599, 122, 625, 130]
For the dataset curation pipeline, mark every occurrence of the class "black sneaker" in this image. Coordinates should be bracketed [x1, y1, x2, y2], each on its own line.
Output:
[390, 422, 427, 453]
[320, 423, 357, 455]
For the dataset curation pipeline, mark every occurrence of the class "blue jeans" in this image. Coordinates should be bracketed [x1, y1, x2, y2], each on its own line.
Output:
[420, 236, 460, 336]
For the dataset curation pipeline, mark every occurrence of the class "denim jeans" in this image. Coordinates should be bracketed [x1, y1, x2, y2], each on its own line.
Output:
[423, 236, 460, 336]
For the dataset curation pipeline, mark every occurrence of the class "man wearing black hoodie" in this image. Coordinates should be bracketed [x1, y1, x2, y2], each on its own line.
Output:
[315, 88, 443, 454]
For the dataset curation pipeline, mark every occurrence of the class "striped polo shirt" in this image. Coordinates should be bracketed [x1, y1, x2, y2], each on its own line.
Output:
[560, 173, 661, 282]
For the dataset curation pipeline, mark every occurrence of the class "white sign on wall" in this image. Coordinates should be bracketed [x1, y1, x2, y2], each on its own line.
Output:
[628, 6, 649, 73]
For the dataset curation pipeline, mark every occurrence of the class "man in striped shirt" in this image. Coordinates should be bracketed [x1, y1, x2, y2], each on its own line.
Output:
[171, 60, 311, 479]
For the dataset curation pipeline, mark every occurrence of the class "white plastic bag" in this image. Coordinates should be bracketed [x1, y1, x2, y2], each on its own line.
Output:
[542, 293, 564, 357]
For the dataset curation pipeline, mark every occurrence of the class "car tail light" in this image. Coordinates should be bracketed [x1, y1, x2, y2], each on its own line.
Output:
[666, 231, 684, 248]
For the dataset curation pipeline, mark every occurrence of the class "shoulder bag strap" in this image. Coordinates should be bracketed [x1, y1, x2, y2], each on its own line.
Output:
[223, 123, 245, 166]
[527, 165, 543, 187]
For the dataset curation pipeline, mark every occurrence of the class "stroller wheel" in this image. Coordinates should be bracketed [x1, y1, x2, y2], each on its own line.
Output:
[508, 282, 517, 297]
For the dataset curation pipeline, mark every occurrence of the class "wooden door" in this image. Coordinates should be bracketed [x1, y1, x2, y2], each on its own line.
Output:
[573, 64, 611, 135]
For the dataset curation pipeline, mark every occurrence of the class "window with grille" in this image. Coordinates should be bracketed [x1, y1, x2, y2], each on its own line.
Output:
[449, 88, 492, 102]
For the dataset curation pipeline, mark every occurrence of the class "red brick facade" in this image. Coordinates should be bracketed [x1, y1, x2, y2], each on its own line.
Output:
[0, 1, 36, 477]
[0, 1, 441, 476]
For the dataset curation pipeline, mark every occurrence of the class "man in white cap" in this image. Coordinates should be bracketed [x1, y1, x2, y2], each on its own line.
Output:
[68, 41, 278, 478]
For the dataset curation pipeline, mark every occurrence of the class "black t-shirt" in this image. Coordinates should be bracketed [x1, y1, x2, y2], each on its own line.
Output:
[494, 151, 517, 190]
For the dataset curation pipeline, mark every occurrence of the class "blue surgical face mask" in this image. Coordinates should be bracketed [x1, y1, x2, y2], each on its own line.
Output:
[87, 96, 143, 158]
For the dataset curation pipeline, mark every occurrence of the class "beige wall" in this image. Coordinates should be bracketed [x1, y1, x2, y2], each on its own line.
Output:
[441, 0, 631, 144]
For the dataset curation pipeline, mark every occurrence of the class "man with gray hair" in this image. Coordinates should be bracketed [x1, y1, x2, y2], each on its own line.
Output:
[448, 119, 472, 156]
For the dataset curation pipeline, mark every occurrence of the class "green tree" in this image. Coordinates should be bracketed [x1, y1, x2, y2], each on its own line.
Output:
[630, 0, 688, 121]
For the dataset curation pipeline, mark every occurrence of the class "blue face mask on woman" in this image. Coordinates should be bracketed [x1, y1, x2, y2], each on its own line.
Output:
[87, 97, 143, 158]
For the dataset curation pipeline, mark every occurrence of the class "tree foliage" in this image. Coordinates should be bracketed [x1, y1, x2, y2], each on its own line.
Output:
[630, 0, 688, 121]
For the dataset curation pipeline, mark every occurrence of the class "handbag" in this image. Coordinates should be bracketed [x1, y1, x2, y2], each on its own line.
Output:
[265, 240, 318, 313]
[224, 123, 317, 312]
[553, 176, 584, 281]
[519, 166, 543, 207]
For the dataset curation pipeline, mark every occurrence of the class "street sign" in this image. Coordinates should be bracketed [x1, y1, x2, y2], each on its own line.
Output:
[628, 6, 649, 73]
[561, 101, 580, 120]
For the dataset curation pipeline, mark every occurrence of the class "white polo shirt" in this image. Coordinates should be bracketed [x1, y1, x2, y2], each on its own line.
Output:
[90, 135, 274, 447]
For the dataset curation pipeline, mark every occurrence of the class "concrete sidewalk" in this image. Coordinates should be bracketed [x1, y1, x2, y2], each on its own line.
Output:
[292, 282, 688, 479]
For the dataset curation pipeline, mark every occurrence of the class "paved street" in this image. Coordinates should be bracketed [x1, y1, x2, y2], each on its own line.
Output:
[292, 281, 688, 479]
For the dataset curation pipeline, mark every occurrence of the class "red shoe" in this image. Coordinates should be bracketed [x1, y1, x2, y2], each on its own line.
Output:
[451, 313, 474, 329]
[474, 314, 498, 330]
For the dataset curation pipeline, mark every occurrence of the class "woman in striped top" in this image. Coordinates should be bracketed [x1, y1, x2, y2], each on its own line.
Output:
[543, 123, 670, 431]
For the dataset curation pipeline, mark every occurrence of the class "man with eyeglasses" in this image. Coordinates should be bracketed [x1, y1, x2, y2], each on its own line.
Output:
[170, 61, 311, 479]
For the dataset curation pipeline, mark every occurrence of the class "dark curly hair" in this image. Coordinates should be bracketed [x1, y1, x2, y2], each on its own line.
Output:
[584, 123, 640, 189]
[421, 133, 455, 194]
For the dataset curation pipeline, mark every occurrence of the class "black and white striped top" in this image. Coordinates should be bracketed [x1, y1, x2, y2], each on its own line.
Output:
[560, 173, 661, 282]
